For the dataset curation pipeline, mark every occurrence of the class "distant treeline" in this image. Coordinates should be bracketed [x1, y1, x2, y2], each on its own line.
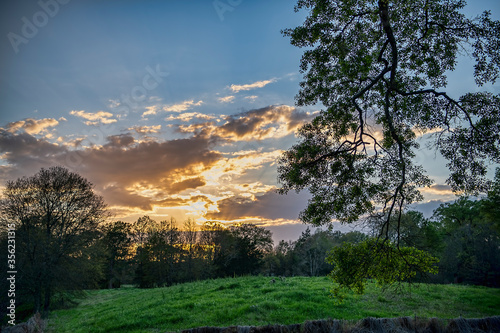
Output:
[82, 199, 500, 291]
[97, 196, 500, 290]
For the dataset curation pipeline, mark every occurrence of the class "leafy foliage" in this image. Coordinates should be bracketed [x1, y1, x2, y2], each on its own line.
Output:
[278, 0, 500, 234]
[432, 194, 500, 286]
[326, 238, 438, 302]
[0, 167, 108, 315]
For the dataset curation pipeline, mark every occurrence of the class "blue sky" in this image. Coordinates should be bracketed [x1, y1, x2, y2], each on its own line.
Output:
[1, 0, 499, 242]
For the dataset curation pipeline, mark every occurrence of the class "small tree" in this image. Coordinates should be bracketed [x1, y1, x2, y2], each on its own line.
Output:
[0, 166, 108, 315]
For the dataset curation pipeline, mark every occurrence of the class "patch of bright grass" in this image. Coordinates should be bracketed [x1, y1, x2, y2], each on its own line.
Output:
[47, 276, 500, 333]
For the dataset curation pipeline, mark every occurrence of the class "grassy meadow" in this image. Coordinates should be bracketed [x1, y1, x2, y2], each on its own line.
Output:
[47, 276, 500, 333]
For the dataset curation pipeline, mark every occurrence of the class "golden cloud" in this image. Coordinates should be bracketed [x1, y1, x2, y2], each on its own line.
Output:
[5, 118, 61, 135]
[70, 110, 117, 126]
[176, 105, 314, 141]
[129, 125, 162, 134]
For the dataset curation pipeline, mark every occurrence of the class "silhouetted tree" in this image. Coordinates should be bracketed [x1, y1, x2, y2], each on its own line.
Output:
[101, 221, 133, 288]
[278, 0, 500, 295]
[0, 167, 108, 315]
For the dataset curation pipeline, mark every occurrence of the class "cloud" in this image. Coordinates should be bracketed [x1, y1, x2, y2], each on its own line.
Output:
[166, 112, 214, 122]
[244, 95, 258, 102]
[421, 184, 454, 195]
[230, 79, 276, 93]
[169, 177, 206, 194]
[0, 129, 222, 213]
[70, 110, 117, 126]
[205, 190, 311, 221]
[129, 125, 162, 134]
[4, 118, 61, 135]
[142, 100, 204, 117]
[0, 130, 66, 179]
[1, 104, 317, 224]
[408, 199, 451, 218]
[175, 105, 314, 141]
[105, 134, 135, 148]
[218, 96, 235, 103]
[163, 100, 203, 113]
[143, 105, 160, 117]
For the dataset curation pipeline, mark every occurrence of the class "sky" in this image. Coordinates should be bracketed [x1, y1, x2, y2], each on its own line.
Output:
[1, 0, 499, 242]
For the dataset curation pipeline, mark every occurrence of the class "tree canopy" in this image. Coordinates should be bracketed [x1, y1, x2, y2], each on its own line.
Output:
[0, 166, 108, 315]
[277, 0, 500, 295]
[278, 0, 500, 237]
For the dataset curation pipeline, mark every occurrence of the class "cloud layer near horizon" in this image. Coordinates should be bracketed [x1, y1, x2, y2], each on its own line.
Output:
[0, 105, 316, 226]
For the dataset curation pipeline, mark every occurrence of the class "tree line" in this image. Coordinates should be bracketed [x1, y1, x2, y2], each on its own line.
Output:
[1, 167, 499, 323]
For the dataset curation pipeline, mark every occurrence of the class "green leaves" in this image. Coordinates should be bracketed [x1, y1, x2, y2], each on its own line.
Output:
[279, 0, 500, 230]
[326, 238, 439, 302]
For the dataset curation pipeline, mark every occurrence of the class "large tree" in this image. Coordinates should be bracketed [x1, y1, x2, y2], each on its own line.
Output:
[277, 0, 499, 293]
[0, 167, 108, 315]
[278, 0, 499, 242]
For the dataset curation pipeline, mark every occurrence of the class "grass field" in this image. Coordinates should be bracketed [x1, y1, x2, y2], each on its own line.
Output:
[47, 276, 500, 333]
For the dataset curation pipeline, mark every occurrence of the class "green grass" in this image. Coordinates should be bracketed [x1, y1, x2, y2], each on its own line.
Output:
[47, 276, 500, 333]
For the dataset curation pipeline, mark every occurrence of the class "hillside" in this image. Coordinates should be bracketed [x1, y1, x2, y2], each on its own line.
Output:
[47, 276, 500, 333]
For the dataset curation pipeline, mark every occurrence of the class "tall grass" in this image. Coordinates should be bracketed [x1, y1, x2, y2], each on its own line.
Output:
[47, 276, 500, 333]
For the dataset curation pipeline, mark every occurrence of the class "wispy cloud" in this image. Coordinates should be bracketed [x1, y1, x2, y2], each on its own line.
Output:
[129, 125, 162, 134]
[218, 96, 235, 103]
[142, 100, 204, 117]
[230, 79, 276, 93]
[244, 95, 258, 102]
[143, 105, 160, 117]
[70, 110, 117, 126]
[166, 112, 214, 122]
[163, 100, 203, 112]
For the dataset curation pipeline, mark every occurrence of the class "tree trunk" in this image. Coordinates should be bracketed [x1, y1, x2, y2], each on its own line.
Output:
[42, 286, 51, 318]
